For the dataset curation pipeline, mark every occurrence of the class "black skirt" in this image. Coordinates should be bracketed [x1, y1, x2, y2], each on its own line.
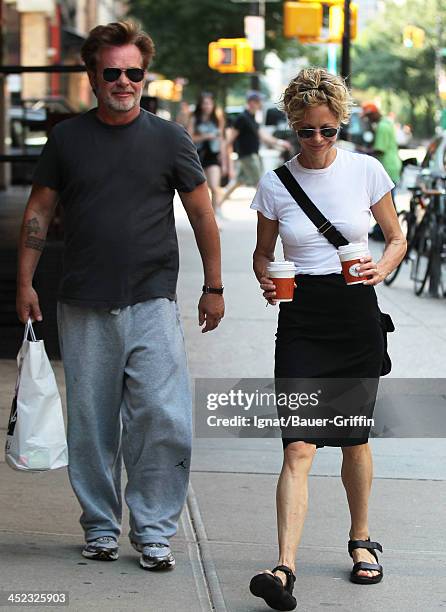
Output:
[274, 274, 384, 449]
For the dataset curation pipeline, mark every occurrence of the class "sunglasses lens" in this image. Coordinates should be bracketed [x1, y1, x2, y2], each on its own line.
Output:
[103, 68, 121, 82]
[102, 68, 144, 82]
[297, 128, 338, 139]
[297, 129, 314, 139]
[126, 68, 145, 82]
[321, 128, 338, 137]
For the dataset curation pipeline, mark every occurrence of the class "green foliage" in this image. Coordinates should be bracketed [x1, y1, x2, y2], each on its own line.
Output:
[128, 0, 323, 103]
[352, 0, 440, 136]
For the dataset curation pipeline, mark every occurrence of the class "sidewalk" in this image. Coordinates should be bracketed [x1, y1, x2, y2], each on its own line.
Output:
[1, 187, 445, 611]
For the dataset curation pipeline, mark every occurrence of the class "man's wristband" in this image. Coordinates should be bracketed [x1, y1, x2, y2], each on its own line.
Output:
[202, 285, 224, 295]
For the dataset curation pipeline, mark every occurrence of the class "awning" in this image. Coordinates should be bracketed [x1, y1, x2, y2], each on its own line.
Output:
[61, 27, 87, 53]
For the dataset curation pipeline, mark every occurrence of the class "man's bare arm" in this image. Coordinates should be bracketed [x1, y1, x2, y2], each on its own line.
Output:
[179, 182, 224, 332]
[225, 126, 239, 146]
[16, 184, 59, 322]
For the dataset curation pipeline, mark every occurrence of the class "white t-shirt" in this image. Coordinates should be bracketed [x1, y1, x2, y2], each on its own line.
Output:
[250, 148, 394, 275]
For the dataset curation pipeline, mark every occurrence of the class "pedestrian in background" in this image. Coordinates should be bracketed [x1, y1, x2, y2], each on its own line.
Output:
[221, 92, 291, 204]
[188, 92, 226, 223]
[362, 102, 402, 241]
[16, 20, 224, 572]
[249, 67, 406, 611]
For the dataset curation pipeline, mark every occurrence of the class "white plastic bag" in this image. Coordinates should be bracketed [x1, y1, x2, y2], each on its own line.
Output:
[5, 319, 68, 471]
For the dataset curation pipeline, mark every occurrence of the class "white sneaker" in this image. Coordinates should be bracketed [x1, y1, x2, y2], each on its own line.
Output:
[82, 536, 119, 561]
[131, 541, 175, 571]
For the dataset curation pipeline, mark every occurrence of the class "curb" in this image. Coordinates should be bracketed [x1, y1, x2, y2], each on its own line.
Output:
[187, 483, 228, 612]
[180, 500, 213, 611]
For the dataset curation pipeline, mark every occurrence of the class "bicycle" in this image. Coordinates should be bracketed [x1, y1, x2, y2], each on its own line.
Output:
[384, 186, 427, 286]
[412, 181, 446, 297]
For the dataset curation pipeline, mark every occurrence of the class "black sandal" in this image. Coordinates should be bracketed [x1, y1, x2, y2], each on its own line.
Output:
[249, 564, 297, 611]
[348, 537, 383, 584]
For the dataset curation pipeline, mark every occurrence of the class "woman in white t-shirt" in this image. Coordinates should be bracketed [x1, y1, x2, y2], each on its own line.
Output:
[248, 68, 406, 611]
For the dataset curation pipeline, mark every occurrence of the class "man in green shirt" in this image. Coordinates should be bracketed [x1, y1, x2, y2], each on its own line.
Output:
[362, 102, 402, 184]
[362, 103, 401, 240]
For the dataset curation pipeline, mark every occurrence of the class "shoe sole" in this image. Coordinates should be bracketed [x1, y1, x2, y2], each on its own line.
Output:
[249, 574, 297, 611]
[140, 558, 176, 571]
[82, 549, 118, 561]
[350, 573, 383, 585]
[131, 542, 175, 571]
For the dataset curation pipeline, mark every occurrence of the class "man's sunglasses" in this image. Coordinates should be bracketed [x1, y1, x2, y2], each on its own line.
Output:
[102, 67, 145, 83]
[297, 127, 339, 139]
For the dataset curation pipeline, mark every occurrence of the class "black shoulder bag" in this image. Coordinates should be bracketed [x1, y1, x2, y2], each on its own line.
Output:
[274, 164, 394, 376]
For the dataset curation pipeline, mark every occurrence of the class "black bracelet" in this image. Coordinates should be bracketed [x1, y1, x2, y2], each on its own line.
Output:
[202, 285, 224, 295]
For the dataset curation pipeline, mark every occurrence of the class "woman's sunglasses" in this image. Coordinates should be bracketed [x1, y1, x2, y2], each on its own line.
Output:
[297, 127, 339, 139]
[102, 68, 145, 83]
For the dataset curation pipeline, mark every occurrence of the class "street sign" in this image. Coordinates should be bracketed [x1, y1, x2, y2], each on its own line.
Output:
[245, 15, 265, 50]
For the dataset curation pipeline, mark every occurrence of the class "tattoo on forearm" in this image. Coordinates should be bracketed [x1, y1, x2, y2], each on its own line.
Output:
[25, 217, 41, 236]
[25, 236, 46, 251]
[24, 216, 46, 250]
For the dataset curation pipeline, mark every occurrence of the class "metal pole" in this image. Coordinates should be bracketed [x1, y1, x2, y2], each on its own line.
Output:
[249, 1, 261, 90]
[327, 44, 337, 74]
[341, 0, 351, 87]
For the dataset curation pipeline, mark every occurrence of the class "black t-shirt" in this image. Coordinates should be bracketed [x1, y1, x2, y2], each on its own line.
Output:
[33, 108, 205, 308]
[234, 110, 259, 158]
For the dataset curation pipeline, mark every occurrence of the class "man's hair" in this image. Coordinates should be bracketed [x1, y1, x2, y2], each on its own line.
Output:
[81, 20, 155, 72]
[247, 91, 262, 102]
[281, 67, 353, 129]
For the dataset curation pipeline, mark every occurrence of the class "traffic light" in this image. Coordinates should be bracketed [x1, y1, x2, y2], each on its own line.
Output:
[403, 25, 425, 49]
[284, 0, 357, 43]
[284, 2, 322, 41]
[328, 3, 358, 42]
[208, 38, 254, 73]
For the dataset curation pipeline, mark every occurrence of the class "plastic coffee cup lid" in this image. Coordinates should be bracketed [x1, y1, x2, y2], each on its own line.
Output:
[337, 242, 368, 255]
[267, 261, 296, 271]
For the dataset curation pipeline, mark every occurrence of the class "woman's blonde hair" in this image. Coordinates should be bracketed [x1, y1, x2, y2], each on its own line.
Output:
[281, 67, 353, 130]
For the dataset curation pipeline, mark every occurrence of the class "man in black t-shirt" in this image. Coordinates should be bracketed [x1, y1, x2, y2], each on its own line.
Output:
[221, 92, 291, 204]
[16, 21, 224, 572]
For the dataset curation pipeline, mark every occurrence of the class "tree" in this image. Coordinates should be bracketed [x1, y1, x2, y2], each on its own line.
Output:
[352, 0, 439, 136]
[128, 0, 322, 102]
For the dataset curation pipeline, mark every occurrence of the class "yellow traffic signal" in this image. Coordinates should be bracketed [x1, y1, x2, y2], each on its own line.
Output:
[328, 3, 358, 42]
[284, 2, 322, 40]
[208, 38, 254, 73]
[403, 25, 425, 49]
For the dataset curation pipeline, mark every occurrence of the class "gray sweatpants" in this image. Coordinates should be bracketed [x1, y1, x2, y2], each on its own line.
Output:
[57, 298, 192, 545]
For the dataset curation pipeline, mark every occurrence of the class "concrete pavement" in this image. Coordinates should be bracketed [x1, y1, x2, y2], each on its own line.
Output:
[1, 186, 445, 611]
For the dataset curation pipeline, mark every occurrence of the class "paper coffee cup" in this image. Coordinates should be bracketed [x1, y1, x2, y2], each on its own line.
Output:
[267, 261, 296, 302]
[338, 243, 370, 285]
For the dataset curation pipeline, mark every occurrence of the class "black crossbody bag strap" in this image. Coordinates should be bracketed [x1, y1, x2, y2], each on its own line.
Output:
[274, 164, 349, 249]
